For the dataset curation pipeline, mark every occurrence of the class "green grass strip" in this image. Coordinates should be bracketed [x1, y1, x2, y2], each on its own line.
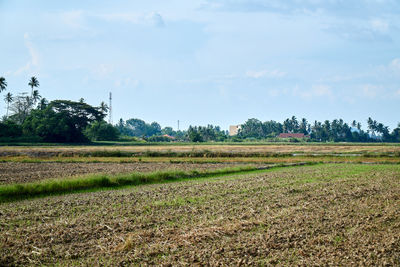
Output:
[0, 166, 255, 202]
[0, 163, 317, 202]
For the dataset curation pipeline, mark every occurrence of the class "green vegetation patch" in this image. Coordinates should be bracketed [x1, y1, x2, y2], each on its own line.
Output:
[0, 165, 264, 202]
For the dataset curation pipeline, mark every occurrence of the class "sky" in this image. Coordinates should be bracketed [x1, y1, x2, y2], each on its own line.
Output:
[1, 0, 400, 131]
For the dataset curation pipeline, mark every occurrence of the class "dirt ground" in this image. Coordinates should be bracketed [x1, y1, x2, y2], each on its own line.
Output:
[1, 164, 399, 266]
[0, 162, 245, 185]
[0, 144, 399, 157]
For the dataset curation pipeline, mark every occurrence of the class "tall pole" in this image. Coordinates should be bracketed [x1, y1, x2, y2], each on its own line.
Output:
[109, 92, 113, 125]
[177, 120, 180, 131]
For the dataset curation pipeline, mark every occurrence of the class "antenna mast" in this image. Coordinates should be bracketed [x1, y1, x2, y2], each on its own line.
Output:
[109, 92, 113, 125]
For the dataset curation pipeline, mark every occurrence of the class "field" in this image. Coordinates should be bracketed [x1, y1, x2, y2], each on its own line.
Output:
[0, 144, 399, 266]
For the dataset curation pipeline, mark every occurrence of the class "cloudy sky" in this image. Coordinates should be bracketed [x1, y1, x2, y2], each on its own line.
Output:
[1, 0, 400, 130]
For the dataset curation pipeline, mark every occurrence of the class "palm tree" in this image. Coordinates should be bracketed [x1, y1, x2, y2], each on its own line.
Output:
[28, 76, 39, 97]
[100, 101, 109, 113]
[4, 92, 13, 118]
[39, 98, 48, 110]
[0, 77, 7, 93]
[32, 90, 41, 104]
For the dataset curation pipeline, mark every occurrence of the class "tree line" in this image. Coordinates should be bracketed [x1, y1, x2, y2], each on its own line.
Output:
[237, 117, 400, 142]
[1, 76, 399, 143]
[0, 76, 118, 142]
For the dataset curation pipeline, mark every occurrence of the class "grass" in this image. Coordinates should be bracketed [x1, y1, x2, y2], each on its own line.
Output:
[0, 164, 313, 202]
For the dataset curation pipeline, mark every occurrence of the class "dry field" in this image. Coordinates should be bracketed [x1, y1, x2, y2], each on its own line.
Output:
[1, 163, 399, 266]
[1, 143, 400, 157]
[0, 162, 246, 185]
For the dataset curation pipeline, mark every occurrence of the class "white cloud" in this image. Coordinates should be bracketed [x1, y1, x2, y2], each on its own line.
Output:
[312, 84, 332, 97]
[292, 84, 332, 99]
[114, 77, 139, 88]
[360, 84, 382, 98]
[92, 64, 114, 77]
[149, 12, 165, 27]
[267, 88, 280, 97]
[370, 18, 389, 33]
[245, 69, 286, 79]
[60, 10, 86, 29]
[389, 58, 400, 74]
[14, 33, 39, 75]
[98, 12, 165, 27]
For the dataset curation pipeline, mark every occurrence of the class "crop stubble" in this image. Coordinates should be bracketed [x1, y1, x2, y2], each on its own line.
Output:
[1, 144, 400, 157]
[0, 162, 247, 185]
[0, 164, 399, 266]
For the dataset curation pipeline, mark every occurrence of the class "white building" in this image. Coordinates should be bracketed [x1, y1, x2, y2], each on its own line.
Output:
[229, 125, 241, 136]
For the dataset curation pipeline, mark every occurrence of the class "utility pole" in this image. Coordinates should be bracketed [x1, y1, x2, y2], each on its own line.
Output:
[177, 120, 180, 131]
[109, 92, 113, 125]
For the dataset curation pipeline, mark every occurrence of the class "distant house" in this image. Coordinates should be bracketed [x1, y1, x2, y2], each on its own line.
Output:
[162, 134, 175, 140]
[278, 133, 308, 138]
[229, 125, 241, 136]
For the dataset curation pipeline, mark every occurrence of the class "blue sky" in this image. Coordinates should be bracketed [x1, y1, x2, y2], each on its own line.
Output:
[1, 0, 400, 130]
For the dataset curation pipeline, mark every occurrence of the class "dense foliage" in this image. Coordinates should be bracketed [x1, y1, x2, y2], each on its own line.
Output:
[84, 121, 120, 141]
[237, 117, 400, 142]
[22, 100, 108, 142]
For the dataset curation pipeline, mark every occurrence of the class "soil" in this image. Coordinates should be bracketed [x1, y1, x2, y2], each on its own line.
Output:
[0, 163, 399, 266]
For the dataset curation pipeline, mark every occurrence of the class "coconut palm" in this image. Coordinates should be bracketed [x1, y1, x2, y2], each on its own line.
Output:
[32, 90, 41, 104]
[100, 101, 109, 113]
[0, 77, 7, 93]
[28, 76, 39, 97]
[4, 92, 13, 118]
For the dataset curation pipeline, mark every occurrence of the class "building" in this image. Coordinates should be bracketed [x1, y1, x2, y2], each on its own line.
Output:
[229, 125, 241, 136]
[278, 133, 308, 138]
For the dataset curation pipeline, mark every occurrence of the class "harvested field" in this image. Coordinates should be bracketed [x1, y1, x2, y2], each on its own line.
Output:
[1, 144, 399, 157]
[0, 162, 246, 185]
[1, 164, 399, 266]
[2, 155, 400, 164]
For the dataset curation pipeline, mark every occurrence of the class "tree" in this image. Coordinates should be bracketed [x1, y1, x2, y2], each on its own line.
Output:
[32, 90, 41, 105]
[162, 126, 175, 136]
[148, 122, 162, 136]
[187, 126, 203, 142]
[4, 92, 13, 118]
[39, 98, 48, 110]
[100, 101, 109, 113]
[8, 93, 32, 124]
[23, 100, 106, 142]
[84, 121, 119, 141]
[0, 120, 22, 138]
[0, 77, 7, 93]
[238, 118, 264, 138]
[28, 77, 39, 97]
[300, 118, 309, 135]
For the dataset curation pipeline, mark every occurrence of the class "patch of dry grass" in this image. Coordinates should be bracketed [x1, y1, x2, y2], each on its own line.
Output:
[1, 143, 400, 158]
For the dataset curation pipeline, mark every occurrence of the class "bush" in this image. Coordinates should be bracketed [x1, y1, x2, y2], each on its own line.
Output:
[0, 121, 22, 137]
[147, 135, 173, 142]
